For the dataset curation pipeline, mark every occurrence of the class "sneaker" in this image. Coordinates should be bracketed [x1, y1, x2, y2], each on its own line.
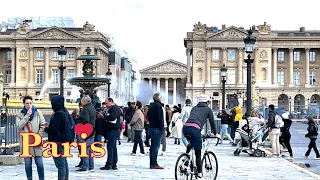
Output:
[287, 156, 294, 160]
[76, 169, 88, 173]
[159, 151, 166, 156]
[140, 153, 145, 156]
[150, 165, 164, 169]
[100, 166, 112, 170]
[89, 168, 95, 172]
[304, 155, 309, 159]
[130, 152, 138, 156]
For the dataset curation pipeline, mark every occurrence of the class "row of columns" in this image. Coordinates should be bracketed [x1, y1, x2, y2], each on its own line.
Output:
[148, 78, 177, 105]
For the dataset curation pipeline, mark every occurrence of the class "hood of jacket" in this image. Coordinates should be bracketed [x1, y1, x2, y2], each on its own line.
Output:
[51, 95, 65, 112]
[235, 107, 242, 115]
[196, 102, 208, 107]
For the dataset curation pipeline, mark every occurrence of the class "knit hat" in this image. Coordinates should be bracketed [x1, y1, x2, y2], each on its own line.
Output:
[197, 94, 210, 103]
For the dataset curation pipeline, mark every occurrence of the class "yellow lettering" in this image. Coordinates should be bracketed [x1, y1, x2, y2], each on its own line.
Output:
[42, 142, 59, 158]
[61, 142, 77, 157]
[78, 142, 88, 158]
[90, 142, 106, 158]
[19, 133, 41, 158]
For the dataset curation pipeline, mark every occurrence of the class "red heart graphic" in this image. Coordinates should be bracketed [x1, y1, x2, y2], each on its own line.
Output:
[75, 123, 93, 140]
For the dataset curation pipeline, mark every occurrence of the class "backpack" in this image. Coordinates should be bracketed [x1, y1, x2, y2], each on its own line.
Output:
[274, 114, 284, 128]
[58, 110, 75, 143]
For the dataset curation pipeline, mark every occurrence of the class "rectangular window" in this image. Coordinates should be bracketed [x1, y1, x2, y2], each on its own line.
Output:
[310, 51, 316, 62]
[67, 48, 75, 60]
[212, 49, 219, 60]
[293, 51, 300, 61]
[67, 69, 75, 78]
[211, 69, 220, 84]
[36, 69, 43, 84]
[5, 70, 11, 83]
[228, 49, 236, 61]
[6, 51, 12, 60]
[277, 71, 284, 85]
[52, 49, 58, 60]
[52, 69, 59, 84]
[36, 50, 44, 60]
[293, 71, 300, 85]
[277, 51, 284, 61]
[310, 72, 316, 85]
[227, 69, 236, 84]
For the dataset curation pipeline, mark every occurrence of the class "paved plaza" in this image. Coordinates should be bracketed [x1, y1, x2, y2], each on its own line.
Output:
[0, 138, 319, 180]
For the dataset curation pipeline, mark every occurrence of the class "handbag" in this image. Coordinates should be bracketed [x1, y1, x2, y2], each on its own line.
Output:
[25, 122, 42, 147]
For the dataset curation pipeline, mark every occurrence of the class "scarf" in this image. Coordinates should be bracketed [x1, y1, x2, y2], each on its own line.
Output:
[22, 106, 37, 121]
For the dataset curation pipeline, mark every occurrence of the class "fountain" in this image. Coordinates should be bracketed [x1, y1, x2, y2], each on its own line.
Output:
[67, 47, 110, 106]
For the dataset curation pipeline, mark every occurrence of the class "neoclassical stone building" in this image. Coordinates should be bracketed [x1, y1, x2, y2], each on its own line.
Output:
[184, 22, 320, 111]
[139, 59, 187, 105]
[0, 21, 110, 101]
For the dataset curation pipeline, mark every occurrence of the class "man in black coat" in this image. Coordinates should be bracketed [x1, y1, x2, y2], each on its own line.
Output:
[125, 102, 136, 142]
[98, 97, 121, 170]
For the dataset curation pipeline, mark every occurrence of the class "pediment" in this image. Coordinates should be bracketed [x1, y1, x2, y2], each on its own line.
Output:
[29, 27, 81, 39]
[140, 59, 187, 74]
[206, 26, 248, 39]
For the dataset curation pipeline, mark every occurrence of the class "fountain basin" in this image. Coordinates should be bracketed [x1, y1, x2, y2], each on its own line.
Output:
[67, 77, 110, 90]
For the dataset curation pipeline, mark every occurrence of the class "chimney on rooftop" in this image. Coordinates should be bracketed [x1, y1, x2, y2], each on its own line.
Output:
[222, 24, 226, 30]
[300, 27, 305, 32]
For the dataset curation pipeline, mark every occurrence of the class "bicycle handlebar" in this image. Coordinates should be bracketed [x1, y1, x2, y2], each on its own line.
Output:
[201, 134, 221, 146]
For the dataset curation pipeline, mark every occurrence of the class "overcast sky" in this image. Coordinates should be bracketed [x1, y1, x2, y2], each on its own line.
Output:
[2, 0, 319, 70]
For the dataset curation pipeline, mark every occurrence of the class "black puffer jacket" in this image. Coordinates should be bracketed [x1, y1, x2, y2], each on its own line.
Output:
[217, 112, 231, 125]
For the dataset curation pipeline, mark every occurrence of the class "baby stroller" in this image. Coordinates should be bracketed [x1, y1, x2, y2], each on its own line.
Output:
[233, 123, 268, 157]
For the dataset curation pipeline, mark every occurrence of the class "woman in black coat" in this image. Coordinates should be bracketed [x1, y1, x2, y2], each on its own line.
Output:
[279, 112, 293, 158]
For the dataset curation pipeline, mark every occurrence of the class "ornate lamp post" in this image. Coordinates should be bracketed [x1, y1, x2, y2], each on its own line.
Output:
[289, 96, 292, 112]
[57, 46, 67, 96]
[243, 28, 256, 114]
[106, 61, 112, 97]
[220, 64, 227, 109]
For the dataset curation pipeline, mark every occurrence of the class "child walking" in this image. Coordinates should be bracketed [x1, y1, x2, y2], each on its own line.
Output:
[304, 117, 320, 159]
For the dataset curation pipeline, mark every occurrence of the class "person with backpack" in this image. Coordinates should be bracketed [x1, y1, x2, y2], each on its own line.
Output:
[76, 95, 96, 172]
[267, 104, 283, 157]
[16, 95, 45, 180]
[280, 112, 293, 159]
[304, 117, 320, 159]
[42, 95, 75, 180]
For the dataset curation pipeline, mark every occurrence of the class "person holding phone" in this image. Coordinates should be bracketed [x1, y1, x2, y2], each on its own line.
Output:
[16, 95, 46, 180]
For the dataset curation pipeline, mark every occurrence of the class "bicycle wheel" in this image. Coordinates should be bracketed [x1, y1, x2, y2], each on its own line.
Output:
[202, 151, 218, 180]
[175, 153, 193, 180]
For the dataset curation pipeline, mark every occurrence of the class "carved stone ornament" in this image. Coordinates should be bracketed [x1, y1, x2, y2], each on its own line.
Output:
[147, 63, 187, 73]
[214, 29, 246, 39]
[196, 50, 204, 59]
[34, 29, 76, 39]
[83, 21, 95, 33]
[17, 22, 30, 35]
[260, 50, 268, 60]
[193, 21, 207, 36]
[258, 22, 271, 35]
[20, 49, 28, 58]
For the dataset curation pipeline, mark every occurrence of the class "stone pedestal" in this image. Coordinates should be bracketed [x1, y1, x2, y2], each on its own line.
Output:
[0, 155, 24, 165]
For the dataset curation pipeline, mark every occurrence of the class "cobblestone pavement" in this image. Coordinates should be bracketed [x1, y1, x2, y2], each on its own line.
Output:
[0, 138, 319, 180]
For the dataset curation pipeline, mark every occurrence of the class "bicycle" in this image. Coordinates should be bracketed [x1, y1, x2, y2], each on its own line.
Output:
[174, 134, 220, 180]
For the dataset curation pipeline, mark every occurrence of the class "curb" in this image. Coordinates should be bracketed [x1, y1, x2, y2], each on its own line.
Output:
[281, 158, 320, 179]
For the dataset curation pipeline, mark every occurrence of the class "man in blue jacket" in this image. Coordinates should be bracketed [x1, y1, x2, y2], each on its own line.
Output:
[147, 92, 165, 169]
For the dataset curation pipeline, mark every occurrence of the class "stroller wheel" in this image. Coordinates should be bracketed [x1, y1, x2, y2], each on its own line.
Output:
[254, 149, 263, 157]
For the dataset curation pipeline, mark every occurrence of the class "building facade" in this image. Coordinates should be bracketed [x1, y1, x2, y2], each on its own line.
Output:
[184, 22, 320, 111]
[0, 21, 110, 101]
[139, 59, 187, 106]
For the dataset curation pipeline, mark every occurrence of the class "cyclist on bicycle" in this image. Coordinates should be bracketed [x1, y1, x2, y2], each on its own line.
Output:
[182, 94, 220, 178]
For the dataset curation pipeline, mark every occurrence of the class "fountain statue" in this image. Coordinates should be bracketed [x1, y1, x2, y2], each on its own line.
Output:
[67, 47, 109, 107]
[251, 74, 259, 108]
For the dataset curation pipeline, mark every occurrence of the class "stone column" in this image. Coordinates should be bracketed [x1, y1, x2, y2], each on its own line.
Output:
[28, 47, 34, 86]
[165, 78, 169, 104]
[272, 48, 278, 84]
[289, 48, 294, 85]
[157, 78, 160, 92]
[237, 47, 243, 85]
[45, 47, 50, 82]
[305, 48, 310, 86]
[173, 78, 177, 105]
[254, 48, 259, 75]
[186, 48, 191, 84]
[76, 47, 82, 76]
[205, 47, 211, 85]
[149, 78, 152, 88]
[10, 48, 15, 87]
[222, 47, 227, 62]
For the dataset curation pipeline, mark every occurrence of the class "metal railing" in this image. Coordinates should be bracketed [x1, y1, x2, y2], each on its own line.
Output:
[0, 106, 76, 155]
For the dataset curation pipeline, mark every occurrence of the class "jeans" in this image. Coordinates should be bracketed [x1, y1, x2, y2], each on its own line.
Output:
[144, 124, 151, 145]
[94, 134, 103, 148]
[181, 135, 189, 147]
[78, 136, 95, 170]
[53, 143, 69, 180]
[220, 124, 233, 143]
[305, 138, 320, 157]
[231, 121, 239, 139]
[149, 128, 164, 166]
[161, 129, 167, 152]
[106, 129, 120, 167]
[132, 130, 145, 154]
[24, 156, 44, 180]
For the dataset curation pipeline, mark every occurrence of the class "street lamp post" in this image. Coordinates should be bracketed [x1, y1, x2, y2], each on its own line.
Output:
[106, 61, 112, 97]
[58, 46, 67, 96]
[243, 28, 256, 114]
[220, 64, 227, 109]
[289, 96, 292, 113]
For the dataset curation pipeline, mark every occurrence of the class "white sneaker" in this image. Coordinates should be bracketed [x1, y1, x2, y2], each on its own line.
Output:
[287, 156, 294, 160]
[89, 169, 95, 172]
[139, 153, 145, 156]
[315, 157, 320, 160]
[304, 155, 309, 159]
[130, 152, 138, 156]
[159, 151, 166, 156]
